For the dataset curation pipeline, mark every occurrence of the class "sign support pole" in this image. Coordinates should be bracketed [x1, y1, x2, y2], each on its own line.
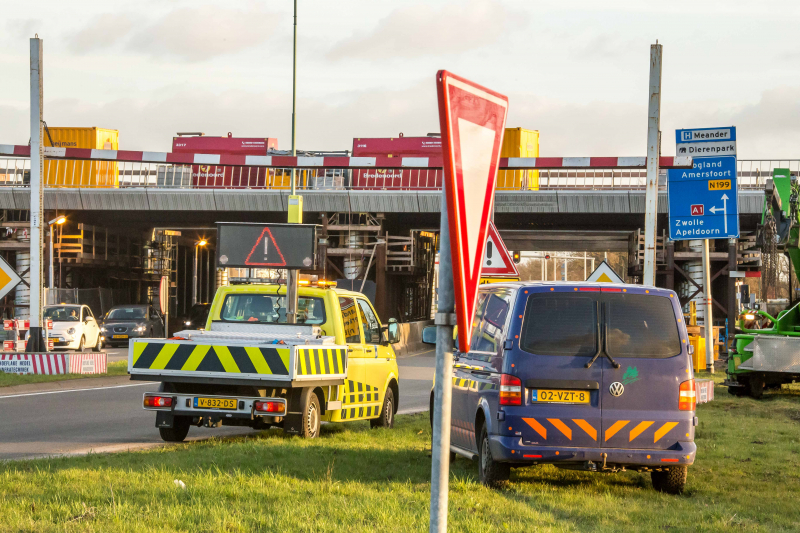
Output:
[286, 0, 300, 324]
[429, 191, 455, 533]
[702, 239, 714, 373]
[26, 37, 44, 352]
[643, 42, 662, 286]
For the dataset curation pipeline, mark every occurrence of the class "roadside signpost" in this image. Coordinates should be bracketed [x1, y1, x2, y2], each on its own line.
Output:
[481, 221, 520, 280]
[586, 260, 624, 283]
[668, 126, 738, 373]
[430, 70, 508, 533]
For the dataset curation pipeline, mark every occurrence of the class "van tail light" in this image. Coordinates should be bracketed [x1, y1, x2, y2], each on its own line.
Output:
[254, 400, 285, 414]
[500, 374, 522, 406]
[143, 395, 173, 408]
[679, 380, 696, 411]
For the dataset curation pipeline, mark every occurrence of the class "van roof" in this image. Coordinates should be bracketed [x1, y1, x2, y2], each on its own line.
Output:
[480, 280, 661, 290]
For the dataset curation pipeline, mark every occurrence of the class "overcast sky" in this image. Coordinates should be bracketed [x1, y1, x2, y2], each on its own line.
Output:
[0, 0, 798, 157]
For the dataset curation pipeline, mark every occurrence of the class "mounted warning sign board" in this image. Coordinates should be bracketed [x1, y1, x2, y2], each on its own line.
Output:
[216, 223, 316, 269]
[437, 70, 509, 353]
[481, 221, 519, 278]
[0, 255, 23, 300]
[586, 260, 624, 283]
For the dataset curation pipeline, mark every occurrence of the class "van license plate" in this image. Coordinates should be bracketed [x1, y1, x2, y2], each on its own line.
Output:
[194, 397, 237, 410]
[531, 389, 590, 404]
[112, 334, 128, 339]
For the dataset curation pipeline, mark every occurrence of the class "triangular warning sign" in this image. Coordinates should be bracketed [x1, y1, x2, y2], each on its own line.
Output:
[437, 70, 509, 353]
[245, 227, 287, 267]
[586, 260, 624, 284]
[0, 255, 22, 300]
[481, 221, 519, 277]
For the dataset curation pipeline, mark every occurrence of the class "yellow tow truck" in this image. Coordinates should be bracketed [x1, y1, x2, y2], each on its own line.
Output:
[129, 282, 401, 441]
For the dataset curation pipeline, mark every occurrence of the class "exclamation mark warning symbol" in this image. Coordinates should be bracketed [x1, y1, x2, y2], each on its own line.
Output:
[486, 241, 493, 266]
[245, 227, 287, 266]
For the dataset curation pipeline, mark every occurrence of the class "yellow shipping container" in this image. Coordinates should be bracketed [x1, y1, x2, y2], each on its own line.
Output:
[497, 127, 539, 191]
[43, 127, 119, 188]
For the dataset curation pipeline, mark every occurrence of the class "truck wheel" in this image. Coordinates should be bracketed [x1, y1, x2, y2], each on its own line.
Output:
[300, 389, 321, 439]
[651, 466, 688, 494]
[748, 376, 765, 399]
[370, 388, 395, 429]
[478, 426, 509, 487]
[159, 416, 191, 442]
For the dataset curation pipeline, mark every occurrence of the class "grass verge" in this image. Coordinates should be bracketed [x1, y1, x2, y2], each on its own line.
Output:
[1, 382, 799, 532]
[0, 360, 127, 388]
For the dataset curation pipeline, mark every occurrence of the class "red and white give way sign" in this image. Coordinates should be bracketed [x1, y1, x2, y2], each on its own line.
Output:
[436, 70, 509, 353]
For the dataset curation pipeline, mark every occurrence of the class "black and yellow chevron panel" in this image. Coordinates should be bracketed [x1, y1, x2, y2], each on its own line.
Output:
[295, 347, 347, 376]
[340, 404, 380, 420]
[132, 341, 290, 375]
[342, 379, 379, 405]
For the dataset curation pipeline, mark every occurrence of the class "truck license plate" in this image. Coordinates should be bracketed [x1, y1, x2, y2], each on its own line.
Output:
[194, 397, 237, 410]
[112, 334, 128, 339]
[531, 389, 590, 404]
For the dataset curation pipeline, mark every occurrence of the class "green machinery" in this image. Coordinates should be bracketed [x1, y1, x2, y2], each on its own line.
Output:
[726, 169, 800, 397]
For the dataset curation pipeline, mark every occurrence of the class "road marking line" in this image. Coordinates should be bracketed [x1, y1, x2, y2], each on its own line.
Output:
[0, 382, 155, 399]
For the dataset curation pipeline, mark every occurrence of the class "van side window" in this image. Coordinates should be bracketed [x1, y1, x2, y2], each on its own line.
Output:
[606, 294, 681, 358]
[521, 294, 597, 356]
[467, 293, 489, 352]
[339, 297, 362, 344]
[470, 290, 513, 358]
[356, 299, 381, 344]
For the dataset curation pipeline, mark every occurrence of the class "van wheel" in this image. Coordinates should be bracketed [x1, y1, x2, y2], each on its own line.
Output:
[159, 416, 191, 442]
[651, 466, 688, 494]
[370, 388, 394, 429]
[300, 390, 321, 439]
[747, 376, 765, 399]
[478, 426, 509, 487]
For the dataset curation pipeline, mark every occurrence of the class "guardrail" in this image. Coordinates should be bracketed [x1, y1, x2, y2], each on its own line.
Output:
[2, 147, 788, 191]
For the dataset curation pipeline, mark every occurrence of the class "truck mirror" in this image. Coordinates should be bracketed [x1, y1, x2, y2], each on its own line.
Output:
[387, 318, 400, 344]
[422, 326, 436, 345]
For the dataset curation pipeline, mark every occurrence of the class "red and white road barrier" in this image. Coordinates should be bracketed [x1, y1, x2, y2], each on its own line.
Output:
[3, 340, 27, 351]
[0, 353, 69, 375]
[0, 144, 694, 169]
[69, 353, 107, 374]
[696, 379, 715, 404]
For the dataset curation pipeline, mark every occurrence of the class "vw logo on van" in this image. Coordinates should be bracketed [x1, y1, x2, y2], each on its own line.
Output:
[609, 382, 625, 397]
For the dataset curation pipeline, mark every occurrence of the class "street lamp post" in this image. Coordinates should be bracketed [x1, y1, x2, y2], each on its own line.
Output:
[193, 240, 207, 306]
[47, 215, 66, 294]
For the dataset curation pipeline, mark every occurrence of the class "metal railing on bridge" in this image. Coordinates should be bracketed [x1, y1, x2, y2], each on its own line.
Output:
[0, 144, 784, 191]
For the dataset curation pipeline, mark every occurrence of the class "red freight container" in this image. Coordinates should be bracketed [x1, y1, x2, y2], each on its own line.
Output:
[352, 135, 443, 189]
[171, 134, 281, 188]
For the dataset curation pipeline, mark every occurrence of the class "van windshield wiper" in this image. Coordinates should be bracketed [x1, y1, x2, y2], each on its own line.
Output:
[585, 302, 603, 369]
[585, 302, 620, 369]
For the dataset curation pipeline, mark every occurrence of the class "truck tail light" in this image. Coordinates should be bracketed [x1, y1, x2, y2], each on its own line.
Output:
[500, 374, 522, 406]
[679, 380, 696, 411]
[143, 395, 173, 408]
[254, 400, 285, 414]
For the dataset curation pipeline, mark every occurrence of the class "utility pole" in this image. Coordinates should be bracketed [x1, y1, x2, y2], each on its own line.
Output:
[702, 240, 715, 373]
[286, 0, 301, 324]
[643, 42, 662, 286]
[26, 36, 44, 352]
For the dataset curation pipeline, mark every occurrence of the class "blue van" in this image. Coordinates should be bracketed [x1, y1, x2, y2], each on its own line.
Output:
[427, 281, 697, 494]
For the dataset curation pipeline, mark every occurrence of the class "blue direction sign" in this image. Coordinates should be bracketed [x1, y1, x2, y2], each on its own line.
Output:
[668, 127, 739, 240]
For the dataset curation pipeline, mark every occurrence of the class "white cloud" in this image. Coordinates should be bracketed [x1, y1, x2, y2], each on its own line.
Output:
[327, 0, 527, 61]
[66, 13, 139, 53]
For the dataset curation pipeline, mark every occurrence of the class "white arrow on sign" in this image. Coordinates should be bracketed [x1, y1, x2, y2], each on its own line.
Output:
[709, 193, 729, 233]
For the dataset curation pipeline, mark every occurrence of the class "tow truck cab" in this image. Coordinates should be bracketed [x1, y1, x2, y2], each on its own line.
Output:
[131, 283, 401, 441]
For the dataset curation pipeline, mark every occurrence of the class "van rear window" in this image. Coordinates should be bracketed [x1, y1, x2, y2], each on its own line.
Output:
[520, 294, 597, 356]
[606, 294, 681, 358]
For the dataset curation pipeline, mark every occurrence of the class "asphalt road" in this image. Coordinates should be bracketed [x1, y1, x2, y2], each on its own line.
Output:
[0, 346, 435, 461]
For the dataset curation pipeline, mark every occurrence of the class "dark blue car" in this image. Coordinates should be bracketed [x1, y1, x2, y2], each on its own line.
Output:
[428, 281, 697, 494]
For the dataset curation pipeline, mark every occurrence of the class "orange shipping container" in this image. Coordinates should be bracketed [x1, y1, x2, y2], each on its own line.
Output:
[43, 127, 119, 188]
[497, 127, 539, 191]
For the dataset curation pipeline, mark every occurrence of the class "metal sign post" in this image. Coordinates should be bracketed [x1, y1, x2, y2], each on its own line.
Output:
[26, 36, 44, 352]
[643, 42, 662, 286]
[701, 239, 714, 372]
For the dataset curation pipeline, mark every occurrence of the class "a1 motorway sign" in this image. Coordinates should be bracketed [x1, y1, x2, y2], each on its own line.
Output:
[669, 127, 739, 240]
[437, 71, 508, 353]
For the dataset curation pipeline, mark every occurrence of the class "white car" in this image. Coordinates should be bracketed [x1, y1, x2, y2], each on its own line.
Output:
[41, 304, 102, 351]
